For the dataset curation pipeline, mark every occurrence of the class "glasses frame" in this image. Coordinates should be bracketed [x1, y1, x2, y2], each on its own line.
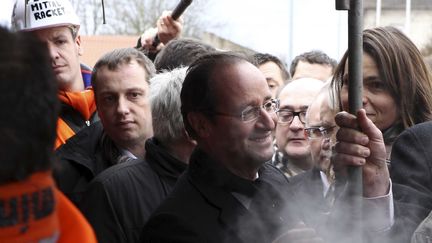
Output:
[304, 125, 337, 139]
[209, 98, 280, 123]
[277, 109, 307, 125]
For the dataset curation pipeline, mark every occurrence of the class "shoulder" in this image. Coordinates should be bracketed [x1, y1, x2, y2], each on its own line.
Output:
[391, 121, 432, 162]
[147, 171, 216, 219]
[261, 162, 291, 187]
[397, 121, 432, 142]
[90, 159, 156, 187]
[142, 211, 207, 243]
[55, 121, 104, 159]
[289, 169, 315, 185]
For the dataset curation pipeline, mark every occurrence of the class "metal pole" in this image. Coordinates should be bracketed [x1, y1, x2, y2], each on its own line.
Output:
[335, 0, 363, 242]
[376, 0, 381, 26]
[405, 0, 411, 34]
[347, 0, 363, 241]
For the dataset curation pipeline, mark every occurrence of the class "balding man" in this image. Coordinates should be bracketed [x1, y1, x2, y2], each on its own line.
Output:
[273, 78, 324, 177]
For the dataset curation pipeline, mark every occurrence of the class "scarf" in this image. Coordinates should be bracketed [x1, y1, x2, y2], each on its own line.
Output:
[55, 89, 96, 149]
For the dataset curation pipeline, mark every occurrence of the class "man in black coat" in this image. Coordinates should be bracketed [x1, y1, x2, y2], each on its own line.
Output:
[290, 83, 397, 242]
[54, 48, 155, 206]
[79, 68, 194, 243]
[289, 83, 338, 233]
[141, 52, 319, 243]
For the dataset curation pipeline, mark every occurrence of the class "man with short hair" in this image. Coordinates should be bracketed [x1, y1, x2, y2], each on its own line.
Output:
[273, 78, 324, 177]
[290, 50, 337, 82]
[79, 67, 193, 243]
[12, 0, 98, 149]
[253, 53, 290, 98]
[154, 37, 216, 73]
[54, 48, 155, 206]
[141, 52, 323, 243]
[288, 83, 338, 233]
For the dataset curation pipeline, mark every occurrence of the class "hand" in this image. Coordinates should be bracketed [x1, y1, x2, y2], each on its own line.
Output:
[156, 10, 183, 44]
[273, 222, 323, 243]
[139, 11, 183, 53]
[332, 109, 389, 197]
[140, 27, 164, 53]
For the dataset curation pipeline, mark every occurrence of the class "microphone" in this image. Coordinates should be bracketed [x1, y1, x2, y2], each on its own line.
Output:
[152, 0, 193, 47]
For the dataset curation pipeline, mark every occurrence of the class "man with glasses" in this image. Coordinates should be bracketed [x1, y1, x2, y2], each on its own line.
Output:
[141, 52, 323, 242]
[288, 83, 339, 235]
[287, 83, 395, 242]
[273, 78, 325, 177]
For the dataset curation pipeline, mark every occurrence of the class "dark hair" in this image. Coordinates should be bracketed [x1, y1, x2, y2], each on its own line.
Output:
[154, 38, 216, 73]
[91, 48, 156, 94]
[0, 27, 59, 183]
[180, 51, 250, 139]
[331, 26, 432, 129]
[290, 50, 337, 77]
[253, 52, 290, 82]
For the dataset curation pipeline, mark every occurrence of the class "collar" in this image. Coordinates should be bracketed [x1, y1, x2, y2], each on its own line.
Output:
[145, 138, 187, 179]
[189, 148, 265, 197]
[119, 148, 137, 159]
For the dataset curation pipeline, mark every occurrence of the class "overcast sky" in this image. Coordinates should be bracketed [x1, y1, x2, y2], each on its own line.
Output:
[2, 0, 348, 62]
[0, 0, 14, 28]
[203, 0, 348, 62]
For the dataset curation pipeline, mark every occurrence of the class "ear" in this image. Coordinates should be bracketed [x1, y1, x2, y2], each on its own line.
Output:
[187, 112, 211, 138]
[182, 128, 198, 146]
[76, 35, 83, 56]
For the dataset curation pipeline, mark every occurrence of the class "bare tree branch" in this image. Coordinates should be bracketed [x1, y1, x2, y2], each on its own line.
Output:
[70, 0, 219, 37]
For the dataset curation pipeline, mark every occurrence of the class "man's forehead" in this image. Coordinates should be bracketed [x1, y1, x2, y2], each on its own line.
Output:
[33, 26, 73, 39]
[212, 62, 270, 102]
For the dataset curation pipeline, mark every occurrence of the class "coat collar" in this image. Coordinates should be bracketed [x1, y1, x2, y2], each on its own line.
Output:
[145, 138, 187, 180]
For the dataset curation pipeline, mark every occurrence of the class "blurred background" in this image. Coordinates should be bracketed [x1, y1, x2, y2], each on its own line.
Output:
[2, 0, 432, 67]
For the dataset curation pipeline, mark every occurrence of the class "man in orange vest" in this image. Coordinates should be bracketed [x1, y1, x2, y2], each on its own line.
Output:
[12, 0, 98, 149]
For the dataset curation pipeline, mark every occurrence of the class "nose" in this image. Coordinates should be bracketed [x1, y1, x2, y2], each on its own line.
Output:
[362, 90, 369, 107]
[116, 96, 130, 115]
[257, 108, 277, 130]
[47, 43, 60, 61]
[289, 115, 304, 130]
[321, 137, 331, 150]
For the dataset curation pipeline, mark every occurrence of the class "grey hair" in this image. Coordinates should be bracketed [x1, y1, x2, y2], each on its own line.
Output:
[149, 67, 187, 144]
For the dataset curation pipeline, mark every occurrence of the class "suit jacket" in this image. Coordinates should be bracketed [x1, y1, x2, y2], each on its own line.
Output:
[141, 148, 301, 243]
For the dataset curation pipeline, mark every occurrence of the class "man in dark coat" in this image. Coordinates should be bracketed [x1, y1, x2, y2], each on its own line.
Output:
[79, 68, 194, 243]
[141, 52, 320, 243]
[290, 83, 396, 242]
[142, 52, 395, 243]
[54, 48, 155, 206]
[288, 83, 338, 233]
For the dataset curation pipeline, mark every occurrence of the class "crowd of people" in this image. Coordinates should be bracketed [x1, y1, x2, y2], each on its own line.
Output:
[2, 0, 432, 242]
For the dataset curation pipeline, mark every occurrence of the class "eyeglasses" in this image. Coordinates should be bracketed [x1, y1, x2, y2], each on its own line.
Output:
[304, 126, 337, 139]
[210, 98, 280, 122]
[277, 110, 307, 125]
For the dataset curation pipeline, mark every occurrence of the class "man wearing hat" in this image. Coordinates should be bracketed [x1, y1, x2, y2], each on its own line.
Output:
[12, 0, 98, 149]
